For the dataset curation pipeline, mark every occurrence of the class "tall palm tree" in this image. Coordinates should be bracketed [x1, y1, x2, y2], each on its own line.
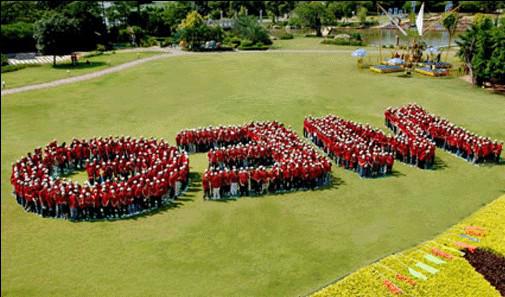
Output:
[456, 25, 478, 84]
[441, 11, 460, 61]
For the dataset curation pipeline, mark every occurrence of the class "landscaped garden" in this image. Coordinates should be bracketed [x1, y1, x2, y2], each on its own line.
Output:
[2, 51, 504, 296]
[2, 2, 505, 296]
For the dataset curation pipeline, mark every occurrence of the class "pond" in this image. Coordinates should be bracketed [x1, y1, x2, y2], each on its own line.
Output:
[336, 28, 462, 48]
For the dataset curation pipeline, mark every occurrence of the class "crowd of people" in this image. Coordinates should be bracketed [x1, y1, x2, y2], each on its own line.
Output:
[304, 115, 395, 178]
[177, 121, 332, 199]
[10, 137, 189, 221]
[207, 143, 274, 169]
[385, 104, 502, 164]
[176, 126, 249, 153]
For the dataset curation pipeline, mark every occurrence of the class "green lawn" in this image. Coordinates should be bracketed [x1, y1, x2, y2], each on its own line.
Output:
[2, 52, 504, 297]
[1, 51, 161, 89]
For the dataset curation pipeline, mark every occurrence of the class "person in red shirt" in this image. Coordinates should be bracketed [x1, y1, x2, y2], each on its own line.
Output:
[229, 168, 239, 197]
[69, 192, 78, 220]
[238, 169, 249, 196]
[210, 172, 221, 199]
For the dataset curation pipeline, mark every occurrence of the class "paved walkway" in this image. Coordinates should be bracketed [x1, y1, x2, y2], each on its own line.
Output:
[2, 48, 377, 96]
[1, 49, 188, 96]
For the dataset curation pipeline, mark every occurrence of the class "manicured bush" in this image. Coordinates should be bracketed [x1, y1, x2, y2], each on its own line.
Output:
[321, 39, 365, 46]
[238, 43, 270, 51]
[1, 64, 40, 73]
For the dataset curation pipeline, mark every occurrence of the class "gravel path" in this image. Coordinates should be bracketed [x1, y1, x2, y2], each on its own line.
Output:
[1, 48, 378, 96]
[1, 49, 188, 96]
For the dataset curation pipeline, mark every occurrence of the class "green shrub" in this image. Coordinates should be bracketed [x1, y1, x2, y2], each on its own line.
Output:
[278, 32, 294, 40]
[232, 16, 272, 46]
[161, 36, 176, 47]
[140, 36, 159, 47]
[1, 54, 9, 66]
[321, 39, 365, 46]
[238, 42, 270, 51]
[118, 26, 146, 46]
[1, 64, 40, 73]
[223, 36, 243, 48]
[241, 39, 256, 47]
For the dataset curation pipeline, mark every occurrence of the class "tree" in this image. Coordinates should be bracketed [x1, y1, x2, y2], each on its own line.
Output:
[176, 11, 221, 50]
[487, 18, 505, 84]
[293, 2, 330, 36]
[1, 22, 36, 53]
[232, 15, 272, 45]
[161, 2, 192, 34]
[457, 15, 505, 86]
[33, 12, 79, 65]
[265, 1, 295, 23]
[357, 6, 368, 25]
[441, 11, 460, 60]
[1, 1, 42, 24]
[326, 2, 343, 22]
[62, 1, 106, 50]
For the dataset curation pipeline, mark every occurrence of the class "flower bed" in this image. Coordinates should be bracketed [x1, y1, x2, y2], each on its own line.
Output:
[10, 137, 189, 221]
[311, 195, 505, 297]
[176, 121, 332, 199]
[385, 103, 503, 164]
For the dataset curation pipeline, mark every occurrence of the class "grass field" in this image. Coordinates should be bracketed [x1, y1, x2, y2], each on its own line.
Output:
[1, 51, 161, 89]
[2, 51, 504, 297]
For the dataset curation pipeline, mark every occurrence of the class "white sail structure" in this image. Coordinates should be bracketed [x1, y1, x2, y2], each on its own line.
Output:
[416, 3, 425, 36]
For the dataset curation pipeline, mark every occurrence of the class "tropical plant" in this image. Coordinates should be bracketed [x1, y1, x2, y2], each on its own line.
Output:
[456, 15, 505, 86]
[441, 11, 460, 60]
[232, 15, 272, 45]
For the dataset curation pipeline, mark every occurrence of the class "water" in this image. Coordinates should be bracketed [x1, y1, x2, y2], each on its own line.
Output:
[339, 28, 462, 48]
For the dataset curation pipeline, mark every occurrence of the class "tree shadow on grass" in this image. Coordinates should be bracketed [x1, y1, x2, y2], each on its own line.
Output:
[53, 61, 107, 70]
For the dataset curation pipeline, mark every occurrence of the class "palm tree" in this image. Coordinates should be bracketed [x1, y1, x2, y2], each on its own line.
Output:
[456, 25, 478, 85]
[441, 11, 460, 61]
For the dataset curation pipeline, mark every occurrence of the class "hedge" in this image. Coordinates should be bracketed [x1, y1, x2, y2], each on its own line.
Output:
[311, 195, 505, 297]
[238, 45, 270, 51]
[1, 64, 40, 73]
[321, 39, 366, 46]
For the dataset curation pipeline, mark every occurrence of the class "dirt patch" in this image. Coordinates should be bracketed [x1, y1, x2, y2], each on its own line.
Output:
[464, 248, 505, 296]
